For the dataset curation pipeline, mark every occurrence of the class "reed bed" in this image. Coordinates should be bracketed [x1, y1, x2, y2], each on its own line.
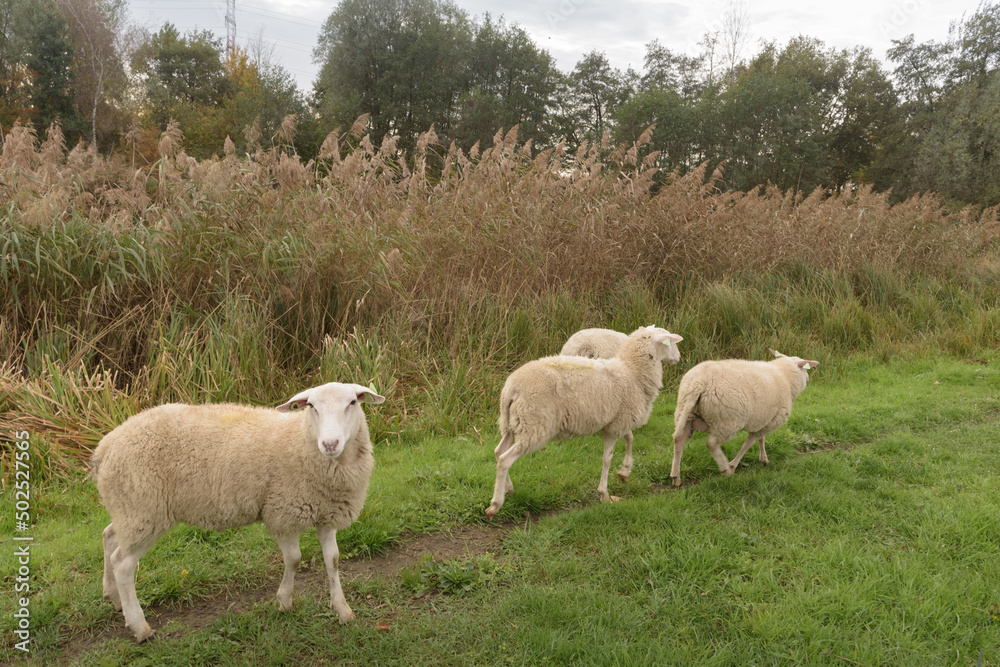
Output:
[2, 117, 999, 479]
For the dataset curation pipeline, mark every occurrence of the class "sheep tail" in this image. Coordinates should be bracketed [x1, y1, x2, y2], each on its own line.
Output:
[672, 380, 704, 439]
[497, 386, 517, 436]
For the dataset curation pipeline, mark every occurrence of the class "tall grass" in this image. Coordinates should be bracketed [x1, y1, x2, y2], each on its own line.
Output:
[2, 118, 1000, 479]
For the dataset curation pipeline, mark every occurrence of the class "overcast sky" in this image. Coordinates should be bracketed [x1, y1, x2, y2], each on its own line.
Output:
[127, 0, 985, 94]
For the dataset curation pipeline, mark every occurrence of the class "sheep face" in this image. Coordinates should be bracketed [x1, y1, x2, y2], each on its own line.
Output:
[277, 383, 386, 459]
[643, 326, 684, 364]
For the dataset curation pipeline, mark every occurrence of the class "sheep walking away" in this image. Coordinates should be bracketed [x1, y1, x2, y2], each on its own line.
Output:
[487, 326, 683, 519]
[671, 349, 818, 486]
[560, 326, 683, 483]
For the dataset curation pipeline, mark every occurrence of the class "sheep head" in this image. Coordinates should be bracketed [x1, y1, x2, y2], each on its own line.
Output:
[277, 383, 385, 459]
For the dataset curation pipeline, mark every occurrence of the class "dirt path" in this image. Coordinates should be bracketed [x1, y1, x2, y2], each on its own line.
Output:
[56, 523, 513, 662]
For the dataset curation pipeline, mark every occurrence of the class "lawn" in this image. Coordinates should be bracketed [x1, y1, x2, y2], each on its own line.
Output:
[2, 355, 998, 665]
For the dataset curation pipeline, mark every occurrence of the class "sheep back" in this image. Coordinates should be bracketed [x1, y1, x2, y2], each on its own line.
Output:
[560, 328, 629, 359]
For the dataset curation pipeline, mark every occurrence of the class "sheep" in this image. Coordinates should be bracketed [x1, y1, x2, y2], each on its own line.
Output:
[486, 326, 684, 519]
[670, 349, 819, 487]
[560, 326, 682, 483]
[560, 328, 629, 360]
[90, 382, 385, 642]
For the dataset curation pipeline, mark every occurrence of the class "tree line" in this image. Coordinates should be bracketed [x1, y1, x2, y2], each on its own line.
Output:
[3, 0, 1000, 206]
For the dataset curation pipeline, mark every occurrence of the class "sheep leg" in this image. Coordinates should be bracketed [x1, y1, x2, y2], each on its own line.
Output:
[274, 533, 301, 612]
[486, 444, 523, 519]
[598, 435, 620, 502]
[758, 436, 769, 464]
[728, 434, 760, 473]
[617, 431, 634, 482]
[111, 541, 155, 642]
[671, 420, 694, 487]
[102, 523, 122, 610]
[494, 431, 514, 493]
[706, 433, 734, 477]
[317, 525, 353, 623]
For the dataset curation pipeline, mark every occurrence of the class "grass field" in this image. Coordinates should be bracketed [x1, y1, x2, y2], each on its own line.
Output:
[2, 355, 998, 665]
[2, 123, 1000, 665]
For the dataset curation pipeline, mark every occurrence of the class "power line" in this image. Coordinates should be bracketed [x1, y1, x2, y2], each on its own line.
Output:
[131, 6, 223, 12]
[239, 6, 324, 28]
[236, 29, 315, 53]
[132, 1, 325, 26]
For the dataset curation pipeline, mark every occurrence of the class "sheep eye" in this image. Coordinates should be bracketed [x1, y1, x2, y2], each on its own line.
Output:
[349, 399, 357, 406]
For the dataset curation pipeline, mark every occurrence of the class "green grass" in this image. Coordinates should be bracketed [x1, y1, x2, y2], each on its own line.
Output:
[2, 355, 998, 665]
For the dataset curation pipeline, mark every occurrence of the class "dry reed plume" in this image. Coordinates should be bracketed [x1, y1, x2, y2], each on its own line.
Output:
[2, 118, 993, 287]
[2, 117, 999, 478]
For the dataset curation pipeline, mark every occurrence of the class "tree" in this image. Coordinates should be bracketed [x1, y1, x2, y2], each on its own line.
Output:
[451, 14, 557, 149]
[313, 0, 473, 151]
[560, 50, 635, 147]
[825, 48, 897, 188]
[721, 0, 750, 79]
[0, 0, 35, 129]
[641, 39, 704, 97]
[949, 2, 1000, 88]
[133, 24, 232, 128]
[615, 86, 695, 170]
[887, 34, 949, 110]
[131, 23, 233, 155]
[715, 38, 895, 193]
[224, 42, 312, 155]
[24, 3, 86, 142]
[878, 2, 1000, 204]
[58, 0, 128, 149]
[614, 40, 705, 170]
[716, 41, 816, 190]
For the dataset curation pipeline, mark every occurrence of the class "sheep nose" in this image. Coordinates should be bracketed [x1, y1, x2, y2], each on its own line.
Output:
[321, 438, 341, 456]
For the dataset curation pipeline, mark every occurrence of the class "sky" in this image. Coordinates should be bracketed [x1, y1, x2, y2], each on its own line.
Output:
[126, 0, 985, 94]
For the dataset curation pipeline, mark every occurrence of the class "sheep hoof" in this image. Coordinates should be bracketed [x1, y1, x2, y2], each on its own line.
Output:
[485, 504, 499, 520]
[132, 623, 154, 643]
[277, 596, 293, 612]
[671, 477, 681, 488]
[609, 495, 621, 503]
[616, 471, 630, 482]
[335, 606, 354, 623]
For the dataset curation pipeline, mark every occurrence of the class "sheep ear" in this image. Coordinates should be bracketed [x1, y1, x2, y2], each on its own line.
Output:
[770, 349, 783, 358]
[798, 359, 819, 370]
[649, 330, 670, 344]
[276, 390, 310, 412]
[355, 385, 386, 404]
[667, 333, 683, 345]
